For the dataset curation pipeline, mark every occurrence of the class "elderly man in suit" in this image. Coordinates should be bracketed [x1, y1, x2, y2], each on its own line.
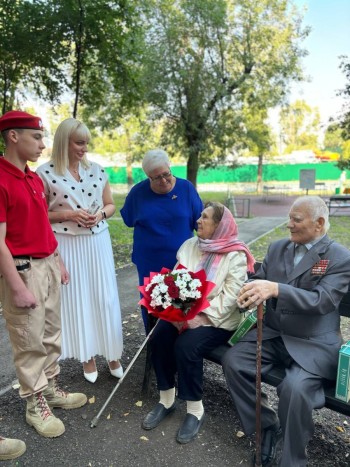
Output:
[222, 196, 350, 467]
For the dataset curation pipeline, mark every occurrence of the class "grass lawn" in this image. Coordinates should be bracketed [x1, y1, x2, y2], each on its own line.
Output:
[111, 191, 350, 267]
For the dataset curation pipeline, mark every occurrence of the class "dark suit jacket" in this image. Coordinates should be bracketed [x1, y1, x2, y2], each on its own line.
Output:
[242, 235, 350, 380]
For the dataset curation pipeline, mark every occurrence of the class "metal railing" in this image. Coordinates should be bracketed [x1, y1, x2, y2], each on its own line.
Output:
[225, 196, 251, 218]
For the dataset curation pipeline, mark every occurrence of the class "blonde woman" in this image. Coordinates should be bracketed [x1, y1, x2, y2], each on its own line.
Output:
[37, 118, 123, 383]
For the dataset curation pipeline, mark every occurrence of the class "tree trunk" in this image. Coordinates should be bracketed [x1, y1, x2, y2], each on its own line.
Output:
[1, 67, 7, 114]
[256, 154, 263, 193]
[73, 0, 84, 118]
[2, 94, 6, 115]
[124, 127, 133, 188]
[186, 149, 199, 188]
[126, 153, 133, 188]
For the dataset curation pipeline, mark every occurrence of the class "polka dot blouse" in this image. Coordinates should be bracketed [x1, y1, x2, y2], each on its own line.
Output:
[36, 160, 109, 236]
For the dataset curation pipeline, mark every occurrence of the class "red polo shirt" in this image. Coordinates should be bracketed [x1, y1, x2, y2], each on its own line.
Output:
[0, 157, 57, 257]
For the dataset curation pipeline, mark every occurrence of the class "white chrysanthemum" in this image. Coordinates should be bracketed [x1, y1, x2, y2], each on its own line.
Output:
[150, 294, 162, 305]
[175, 278, 186, 289]
[150, 285, 161, 298]
[178, 291, 187, 301]
[178, 271, 191, 281]
[158, 283, 169, 294]
[189, 279, 201, 290]
[187, 290, 196, 298]
[173, 268, 190, 275]
[153, 273, 165, 283]
[162, 299, 172, 308]
[150, 291, 171, 309]
[146, 274, 166, 291]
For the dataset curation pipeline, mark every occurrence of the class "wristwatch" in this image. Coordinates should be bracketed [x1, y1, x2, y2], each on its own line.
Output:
[101, 209, 107, 219]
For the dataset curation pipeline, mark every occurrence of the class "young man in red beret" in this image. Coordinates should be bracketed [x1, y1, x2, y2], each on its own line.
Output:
[0, 110, 87, 442]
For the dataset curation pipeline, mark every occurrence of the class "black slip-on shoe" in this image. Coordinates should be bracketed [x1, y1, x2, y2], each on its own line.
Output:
[141, 402, 176, 430]
[253, 422, 283, 466]
[176, 413, 205, 444]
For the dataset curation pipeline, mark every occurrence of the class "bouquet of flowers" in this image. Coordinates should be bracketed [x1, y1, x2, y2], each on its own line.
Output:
[138, 264, 215, 322]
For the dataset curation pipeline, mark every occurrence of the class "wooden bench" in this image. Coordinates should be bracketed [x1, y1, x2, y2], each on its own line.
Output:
[327, 195, 350, 216]
[204, 288, 350, 417]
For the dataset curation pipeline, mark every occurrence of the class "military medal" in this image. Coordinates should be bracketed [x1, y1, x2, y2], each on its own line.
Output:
[311, 259, 329, 275]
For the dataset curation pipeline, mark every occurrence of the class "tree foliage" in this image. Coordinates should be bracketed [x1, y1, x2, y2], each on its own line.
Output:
[279, 99, 320, 154]
[0, 0, 143, 121]
[1, 0, 310, 182]
[337, 56, 350, 141]
[324, 122, 344, 151]
[0, 0, 66, 113]
[335, 56, 350, 171]
[48, 0, 143, 119]
[140, 0, 308, 186]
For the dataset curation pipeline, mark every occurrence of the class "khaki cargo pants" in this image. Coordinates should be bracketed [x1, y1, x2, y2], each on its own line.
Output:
[0, 253, 61, 398]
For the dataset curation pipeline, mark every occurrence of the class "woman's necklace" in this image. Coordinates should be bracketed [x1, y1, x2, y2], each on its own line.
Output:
[69, 166, 80, 180]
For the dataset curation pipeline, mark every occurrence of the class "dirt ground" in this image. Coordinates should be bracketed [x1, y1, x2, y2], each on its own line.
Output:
[1, 307, 350, 466]
[1, 267, 350, 467]
[1, 194, 350, 466]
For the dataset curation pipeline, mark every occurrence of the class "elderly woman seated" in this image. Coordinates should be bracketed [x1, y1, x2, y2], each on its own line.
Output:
[141, 202, 255, 443]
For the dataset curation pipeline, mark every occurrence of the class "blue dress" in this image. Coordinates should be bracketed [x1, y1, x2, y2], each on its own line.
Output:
[120, 177, 203, 326]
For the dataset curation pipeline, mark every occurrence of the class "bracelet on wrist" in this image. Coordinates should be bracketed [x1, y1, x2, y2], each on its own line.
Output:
[100, 209, 107, 219]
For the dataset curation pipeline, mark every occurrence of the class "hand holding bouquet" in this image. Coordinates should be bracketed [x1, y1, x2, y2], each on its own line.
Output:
[138, 264, 215, 323]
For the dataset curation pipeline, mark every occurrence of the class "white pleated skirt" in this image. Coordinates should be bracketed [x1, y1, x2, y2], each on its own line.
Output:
[56, 229, 123, 362]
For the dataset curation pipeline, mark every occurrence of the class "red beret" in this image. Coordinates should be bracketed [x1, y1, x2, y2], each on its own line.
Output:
[0, 110, 44, 132]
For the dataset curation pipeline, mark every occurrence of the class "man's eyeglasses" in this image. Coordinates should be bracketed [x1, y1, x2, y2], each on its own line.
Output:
[149, 171, 172, 182]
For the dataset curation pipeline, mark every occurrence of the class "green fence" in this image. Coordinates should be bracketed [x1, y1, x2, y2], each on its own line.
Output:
[105, 163, 349, 184]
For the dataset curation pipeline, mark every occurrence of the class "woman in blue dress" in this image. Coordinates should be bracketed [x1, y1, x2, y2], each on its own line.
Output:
[120, 149, 203, 331]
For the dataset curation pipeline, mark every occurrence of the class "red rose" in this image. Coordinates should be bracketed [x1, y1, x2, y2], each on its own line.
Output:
[164, 275, 175, 286]
[168, 284, 179, 299]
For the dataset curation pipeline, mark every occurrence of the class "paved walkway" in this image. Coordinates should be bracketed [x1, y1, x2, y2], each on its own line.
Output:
[238, 216, 286, 245]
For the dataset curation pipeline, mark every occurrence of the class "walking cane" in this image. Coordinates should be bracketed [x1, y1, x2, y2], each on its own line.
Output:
[254, 303, 264, 467]
[90, 320, 158, 428]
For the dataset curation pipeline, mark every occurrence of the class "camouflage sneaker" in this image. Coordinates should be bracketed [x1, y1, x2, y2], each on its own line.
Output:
[26, 392, 65, 438]
[0, 436, 26, 461]
[43, 377, 87, 409]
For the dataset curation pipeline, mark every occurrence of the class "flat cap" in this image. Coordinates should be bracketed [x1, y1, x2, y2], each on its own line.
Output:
[0, 110, 44, 132]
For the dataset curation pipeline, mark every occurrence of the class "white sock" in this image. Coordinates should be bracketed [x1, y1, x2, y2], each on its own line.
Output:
[187, 400, 204, 420]
[159, 388, 175, 409]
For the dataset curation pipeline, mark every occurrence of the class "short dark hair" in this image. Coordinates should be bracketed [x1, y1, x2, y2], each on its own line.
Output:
[204, 201, 225, 224]
[1, 128, 24, 145]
